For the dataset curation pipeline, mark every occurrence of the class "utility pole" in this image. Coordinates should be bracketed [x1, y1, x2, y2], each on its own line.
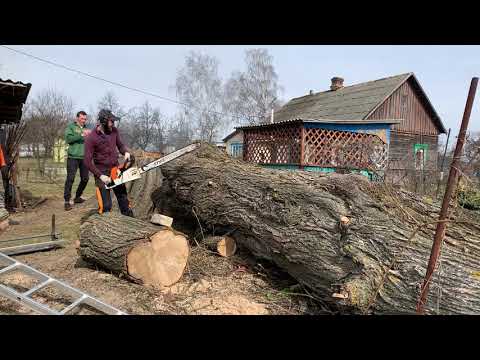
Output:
[417, 77, 478, 314]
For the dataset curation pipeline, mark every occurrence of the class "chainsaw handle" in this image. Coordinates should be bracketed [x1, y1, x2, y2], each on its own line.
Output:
[121, 154, 135, 170]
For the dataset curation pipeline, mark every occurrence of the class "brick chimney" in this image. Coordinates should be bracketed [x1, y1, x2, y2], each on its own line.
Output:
[330, 77, 344, 91]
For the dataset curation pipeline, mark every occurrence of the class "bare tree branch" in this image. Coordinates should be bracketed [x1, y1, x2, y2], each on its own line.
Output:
[128, 101, 166, 151]
[166, 111, 195, 150]
[22, 89, 74, 172]
[96, 90, 130, 128]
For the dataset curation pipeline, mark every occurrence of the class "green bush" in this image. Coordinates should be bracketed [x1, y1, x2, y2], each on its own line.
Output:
[458, 186, 480, 211]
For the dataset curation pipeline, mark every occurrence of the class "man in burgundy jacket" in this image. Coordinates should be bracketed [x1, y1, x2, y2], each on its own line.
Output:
[83, 109, 134, 217]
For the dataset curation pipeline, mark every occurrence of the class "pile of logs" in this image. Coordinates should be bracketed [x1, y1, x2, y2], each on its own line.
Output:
[78, 143, 480, 314]
[78, 211, 237, 288]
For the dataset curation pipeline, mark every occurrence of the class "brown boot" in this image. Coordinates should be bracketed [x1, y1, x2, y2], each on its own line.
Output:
[65, 202, 73, 211]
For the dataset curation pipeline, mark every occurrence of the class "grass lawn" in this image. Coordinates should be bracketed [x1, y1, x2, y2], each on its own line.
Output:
[0, 159, 98, 249]
[16, 157, 97, 200]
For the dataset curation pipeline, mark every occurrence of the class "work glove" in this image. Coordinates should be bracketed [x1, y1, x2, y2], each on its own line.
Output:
[100, 175, 111, 185]
[124, 152, 131, 161]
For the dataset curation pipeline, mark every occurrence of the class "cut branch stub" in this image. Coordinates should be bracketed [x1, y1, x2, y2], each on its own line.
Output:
[203, 235, 237, 257]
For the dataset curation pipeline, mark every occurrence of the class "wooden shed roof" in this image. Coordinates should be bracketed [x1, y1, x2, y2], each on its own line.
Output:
[272, 73, 446, 134]
[0, 78, 32, 124]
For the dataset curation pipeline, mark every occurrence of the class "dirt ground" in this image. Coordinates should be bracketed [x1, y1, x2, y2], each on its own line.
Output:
[0, 193, 326, 315]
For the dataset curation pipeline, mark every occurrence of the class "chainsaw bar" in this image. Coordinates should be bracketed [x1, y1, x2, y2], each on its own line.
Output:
[105, 143, 200, 189]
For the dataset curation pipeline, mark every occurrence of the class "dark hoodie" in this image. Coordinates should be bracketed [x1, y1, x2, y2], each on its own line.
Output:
[83, 125, 127, 178]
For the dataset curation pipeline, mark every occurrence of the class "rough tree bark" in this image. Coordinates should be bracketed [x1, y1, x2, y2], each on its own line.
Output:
[124, 157, 163, 220]
[142, 144, 480, 315]
[79, 212, 189, 287]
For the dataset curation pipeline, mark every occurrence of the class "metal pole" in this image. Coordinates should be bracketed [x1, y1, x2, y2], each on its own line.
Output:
[421, 150, 425, 196]
[51, 214, 56, 241]
[0, 233, 62, 244]
[435, 128, 451, 200]
[417, 77, 478, 314]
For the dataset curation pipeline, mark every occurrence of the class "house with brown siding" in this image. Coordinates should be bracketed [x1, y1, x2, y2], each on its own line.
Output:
[272, 73, 447, 180]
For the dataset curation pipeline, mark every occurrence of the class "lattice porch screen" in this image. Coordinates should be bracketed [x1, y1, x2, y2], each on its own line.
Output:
[244, 124, 388, 170]
[243, 124, 302, 164]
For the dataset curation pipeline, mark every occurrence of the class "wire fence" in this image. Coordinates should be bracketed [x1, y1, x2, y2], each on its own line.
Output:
[18, 166, 67, 184]
[383, 165, 480, 201]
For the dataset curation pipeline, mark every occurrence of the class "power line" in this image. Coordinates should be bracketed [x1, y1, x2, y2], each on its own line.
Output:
[1, 45, 257, 120]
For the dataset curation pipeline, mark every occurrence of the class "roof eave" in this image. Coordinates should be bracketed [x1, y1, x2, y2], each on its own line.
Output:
[222, 129, 243, 142]
[300, 118, 402, 125]
[363, 72, 413, 121]
[0, 79, 32, 124]
[364, 73, 447, 134]
[408, 73, 447, 134]
[237, 118, 401, 130]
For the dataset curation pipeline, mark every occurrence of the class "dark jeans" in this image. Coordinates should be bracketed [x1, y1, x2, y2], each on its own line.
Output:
[64, 158, 89, 202]
[94, 171, 134, 217]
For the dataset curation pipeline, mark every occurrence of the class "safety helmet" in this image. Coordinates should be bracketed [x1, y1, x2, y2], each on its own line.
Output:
[98, 109, 120, 126]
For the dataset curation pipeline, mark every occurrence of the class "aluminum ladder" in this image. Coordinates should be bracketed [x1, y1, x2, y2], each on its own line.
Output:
[0, 252, 127, 315]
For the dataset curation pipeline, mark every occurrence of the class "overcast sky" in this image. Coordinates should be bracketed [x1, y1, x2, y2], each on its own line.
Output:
[1, 45, 479, 141]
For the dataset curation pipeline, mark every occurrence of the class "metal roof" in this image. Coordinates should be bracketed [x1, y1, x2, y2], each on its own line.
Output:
[271, 73, 446, 134]
[236, 118, 401, 131]
[0, 79, 32, 124]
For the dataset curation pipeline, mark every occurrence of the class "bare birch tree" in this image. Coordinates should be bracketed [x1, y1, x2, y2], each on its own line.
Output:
[224, 48, 283, 126]
[174, 52, 224, 143]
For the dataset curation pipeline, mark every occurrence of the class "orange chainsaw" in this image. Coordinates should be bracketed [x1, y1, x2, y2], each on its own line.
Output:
[105, 143, 200, 189]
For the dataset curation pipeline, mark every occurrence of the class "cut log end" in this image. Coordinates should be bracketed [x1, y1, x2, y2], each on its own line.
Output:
[126, 229, 189, 287]
[80, 213, 189, 288]
[216, 236, 237, 257]
[0, 219, 9, 234]
[203, 235, 237, 257]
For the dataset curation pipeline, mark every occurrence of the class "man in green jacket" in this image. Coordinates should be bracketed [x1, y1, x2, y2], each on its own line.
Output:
[63, 111, 91, 211]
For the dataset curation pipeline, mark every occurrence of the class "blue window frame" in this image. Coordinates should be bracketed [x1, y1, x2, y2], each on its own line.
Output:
[230, 143, 243, 158]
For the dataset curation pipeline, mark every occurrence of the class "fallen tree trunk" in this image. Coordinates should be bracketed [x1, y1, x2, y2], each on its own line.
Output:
[79, 212, 189, 288]
[145, 143, 480, 315]
[123, 157, 163, 220]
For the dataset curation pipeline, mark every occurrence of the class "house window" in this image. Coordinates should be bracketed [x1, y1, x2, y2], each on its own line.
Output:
[230, 143, 243, 158]
[414, 143, 428, 170]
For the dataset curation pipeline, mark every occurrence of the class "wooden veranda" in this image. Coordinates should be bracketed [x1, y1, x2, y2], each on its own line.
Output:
[240, 120, 396, 176]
